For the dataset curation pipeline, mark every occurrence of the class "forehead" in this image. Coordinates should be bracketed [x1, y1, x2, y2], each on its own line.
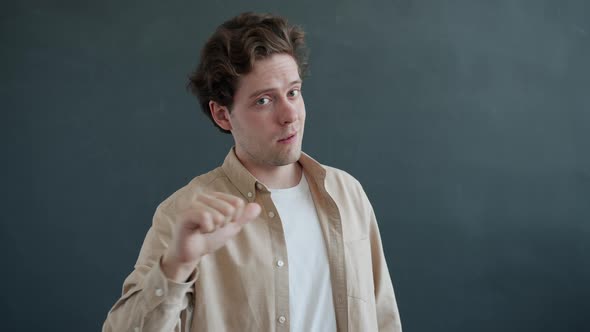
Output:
[236, 54, 301, 93]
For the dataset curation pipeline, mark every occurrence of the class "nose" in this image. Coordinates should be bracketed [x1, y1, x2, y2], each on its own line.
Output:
[278, 97, 299, 125]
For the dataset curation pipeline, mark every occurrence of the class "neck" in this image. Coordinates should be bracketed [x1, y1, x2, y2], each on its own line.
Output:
[235, 152, 302, 189]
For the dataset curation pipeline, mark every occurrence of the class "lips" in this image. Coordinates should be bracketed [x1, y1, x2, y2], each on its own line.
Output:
[278, 132, 297, 142]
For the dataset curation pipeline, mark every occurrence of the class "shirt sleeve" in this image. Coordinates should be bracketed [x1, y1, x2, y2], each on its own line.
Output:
[102, 202, 198, 332]
[368, 205, 403, 331]
[358, 183, 402, 332]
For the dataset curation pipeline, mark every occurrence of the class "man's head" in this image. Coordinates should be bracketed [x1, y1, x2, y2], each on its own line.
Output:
[188, 12, 309, 167]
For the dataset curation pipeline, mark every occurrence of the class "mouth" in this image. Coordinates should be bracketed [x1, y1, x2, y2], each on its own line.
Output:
[278, 132, 297, 143]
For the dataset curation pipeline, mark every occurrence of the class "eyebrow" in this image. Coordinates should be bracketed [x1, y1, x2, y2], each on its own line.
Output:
[248, 80, 302, 99]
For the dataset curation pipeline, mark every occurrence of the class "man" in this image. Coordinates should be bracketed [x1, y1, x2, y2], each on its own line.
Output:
[103, 12, 402, 332]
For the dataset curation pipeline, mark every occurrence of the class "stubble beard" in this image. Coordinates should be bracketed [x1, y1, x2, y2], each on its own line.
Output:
[253, 139, 302, 167]
[237, 129, 304, 168]
[268, 148, 301, 166]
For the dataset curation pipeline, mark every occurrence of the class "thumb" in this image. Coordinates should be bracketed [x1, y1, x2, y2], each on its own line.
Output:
[235, 202, 261, 225]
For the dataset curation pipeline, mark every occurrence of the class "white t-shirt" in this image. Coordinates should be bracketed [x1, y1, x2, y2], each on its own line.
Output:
[269, 174, 337, 332]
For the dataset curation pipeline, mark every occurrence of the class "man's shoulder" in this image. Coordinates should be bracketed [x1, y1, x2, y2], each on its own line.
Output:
[321, 164, 362, 188]
[316, 163, 371, 206]
[319, 163, 375, 222]
[302, 151, 359, 187]
[158, 166, 229, 209]
[188, 166, 228, 188]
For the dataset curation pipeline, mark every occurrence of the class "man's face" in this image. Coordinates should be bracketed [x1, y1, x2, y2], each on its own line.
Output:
[228, 53, 305, 168]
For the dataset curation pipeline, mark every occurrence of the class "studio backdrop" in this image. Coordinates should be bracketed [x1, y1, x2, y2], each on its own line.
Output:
[2, 0, 589, 331]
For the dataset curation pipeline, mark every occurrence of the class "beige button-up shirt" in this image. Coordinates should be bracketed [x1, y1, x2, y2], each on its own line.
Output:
[103, 148, 402, 331]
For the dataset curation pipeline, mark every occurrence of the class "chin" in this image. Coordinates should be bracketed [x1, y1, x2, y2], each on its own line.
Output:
[271, 149, 301, 166]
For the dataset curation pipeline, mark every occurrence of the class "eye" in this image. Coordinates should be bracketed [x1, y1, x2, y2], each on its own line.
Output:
[288, 89, 300, 98]
[256, 97, 271, 105]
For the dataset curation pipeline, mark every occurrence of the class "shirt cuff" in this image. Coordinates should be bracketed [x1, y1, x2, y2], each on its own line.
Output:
[141, 256, 199, 311]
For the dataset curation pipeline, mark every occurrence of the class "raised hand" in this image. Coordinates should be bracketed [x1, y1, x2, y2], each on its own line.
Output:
[161, 192, 261, 282]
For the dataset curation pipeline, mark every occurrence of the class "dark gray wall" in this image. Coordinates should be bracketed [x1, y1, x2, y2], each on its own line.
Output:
[2, 0, 589, 331]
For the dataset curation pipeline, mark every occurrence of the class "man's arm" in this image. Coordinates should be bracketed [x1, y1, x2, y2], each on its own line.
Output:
[368, 204, 403, 331]
[102, 190, 261, 331]
[354, 178, 402, 332]
[102, 207, 197, 332]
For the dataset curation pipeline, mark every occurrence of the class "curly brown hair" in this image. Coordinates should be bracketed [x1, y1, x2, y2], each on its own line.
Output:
[187, 12, 309, 134]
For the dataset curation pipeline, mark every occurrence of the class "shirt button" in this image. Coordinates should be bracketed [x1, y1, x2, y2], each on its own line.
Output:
[155, 288, 163, 297]
[256, 183, 263, 190]
[276, 259, 284, 267]
[247, 192, 253, 198]
[278, 316, 286, 324]
[268, 211, 275, 218]
[134, 327, 140, 332]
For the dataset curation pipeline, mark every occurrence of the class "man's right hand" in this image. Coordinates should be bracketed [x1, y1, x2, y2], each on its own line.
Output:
[161, 192, 261, 282]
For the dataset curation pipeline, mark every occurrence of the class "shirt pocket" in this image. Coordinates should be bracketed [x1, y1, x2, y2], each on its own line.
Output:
[344, 237, 374, 302]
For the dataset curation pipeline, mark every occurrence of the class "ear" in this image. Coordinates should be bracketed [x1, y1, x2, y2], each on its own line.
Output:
[209, 101, 232, 131]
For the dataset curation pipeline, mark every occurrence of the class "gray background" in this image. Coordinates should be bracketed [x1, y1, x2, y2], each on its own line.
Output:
[2, 0, 589, 331]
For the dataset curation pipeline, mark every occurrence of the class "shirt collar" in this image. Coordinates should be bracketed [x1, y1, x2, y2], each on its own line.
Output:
[220, 147, 327, 201]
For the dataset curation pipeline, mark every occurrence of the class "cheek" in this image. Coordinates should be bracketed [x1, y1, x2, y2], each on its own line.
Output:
[233, 110, 259, 128]
[299, 99, 306, 116]
[241, 113, 273, 137]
